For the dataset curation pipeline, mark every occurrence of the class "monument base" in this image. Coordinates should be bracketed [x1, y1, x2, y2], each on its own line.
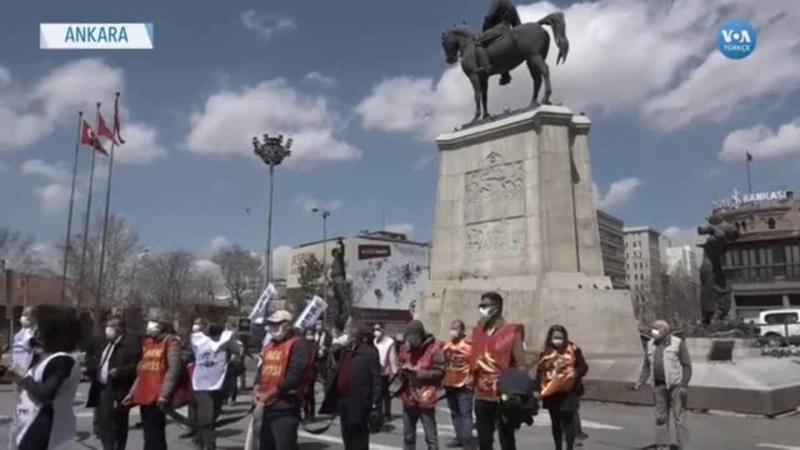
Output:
[419, 272, 642, 355]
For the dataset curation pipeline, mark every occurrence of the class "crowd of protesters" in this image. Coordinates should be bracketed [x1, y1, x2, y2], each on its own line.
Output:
[1, 292, 692, 450]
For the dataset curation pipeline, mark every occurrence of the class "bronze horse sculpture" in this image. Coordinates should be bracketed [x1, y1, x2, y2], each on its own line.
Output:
[441, 12, 569, 122]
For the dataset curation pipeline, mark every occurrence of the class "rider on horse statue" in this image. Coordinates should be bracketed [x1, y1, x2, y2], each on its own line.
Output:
[476, 0, 521, 86]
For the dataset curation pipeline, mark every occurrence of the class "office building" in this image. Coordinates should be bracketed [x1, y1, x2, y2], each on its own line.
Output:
[624, 226, 664, 304]
[664, 245, 701, 281]
[597, 209, 627, 289]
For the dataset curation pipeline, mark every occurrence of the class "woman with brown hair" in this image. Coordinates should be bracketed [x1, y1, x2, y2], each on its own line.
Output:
[534, 325, 588, 450]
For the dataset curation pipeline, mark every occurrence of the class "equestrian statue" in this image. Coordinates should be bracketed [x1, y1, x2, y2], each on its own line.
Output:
[440, 0, 569, 122]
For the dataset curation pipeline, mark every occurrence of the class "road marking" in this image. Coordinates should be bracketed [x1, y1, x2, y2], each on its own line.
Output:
[435, 407, 623, 431]
[299, 431, 401, 450]
[757, 444, 800, 450]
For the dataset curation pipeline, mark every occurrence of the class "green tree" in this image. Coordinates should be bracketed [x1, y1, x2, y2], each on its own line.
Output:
[287, 253, 324, 312]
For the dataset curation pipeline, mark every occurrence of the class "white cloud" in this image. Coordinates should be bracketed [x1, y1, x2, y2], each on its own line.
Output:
[193, 258, 222, 275]
[184, 79, 360, 165]
[305, 72, 336, 86]
[21, 158, 109, 216]
[240, 10, 296, 40]
[662, 226, 704, 249]
[593, 177, 643, 210]
[31, 242, 61, 273]
[0, 59, 167, 163]
[209, 235, 231, 253]
[719, 118, 800, 163]
[385, 222, 415, 237]
[412, 153, 436, 171]
[355, 0, 800, 138]
[295, 194, 341, 213]
[272, 245, 292, 280]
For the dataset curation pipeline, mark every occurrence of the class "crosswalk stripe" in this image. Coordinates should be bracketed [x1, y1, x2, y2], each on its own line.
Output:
[757, 444, 800, 450]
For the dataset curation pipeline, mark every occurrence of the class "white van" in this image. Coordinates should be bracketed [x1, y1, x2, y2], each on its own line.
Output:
[758, 309, 800, 347]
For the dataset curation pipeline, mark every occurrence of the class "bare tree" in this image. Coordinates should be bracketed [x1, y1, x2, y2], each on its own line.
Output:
[0, 227, 44, 272]
[191, 265, 221, 304]
[61, 213, 139, 319]
[635, 269, 700, 331]
[138, 250, 197, 318]
[212, 243, 260, 311]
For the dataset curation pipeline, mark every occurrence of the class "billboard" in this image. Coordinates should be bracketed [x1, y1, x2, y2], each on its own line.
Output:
[351, 240, 429, 311]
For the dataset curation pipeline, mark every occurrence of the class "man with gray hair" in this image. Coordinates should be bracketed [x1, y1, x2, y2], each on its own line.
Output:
[634, 319, 692, 450]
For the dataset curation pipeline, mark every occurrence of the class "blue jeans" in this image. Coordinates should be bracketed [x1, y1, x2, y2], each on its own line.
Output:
[403, 407, 439, 450]
[445, 387, 474, 444]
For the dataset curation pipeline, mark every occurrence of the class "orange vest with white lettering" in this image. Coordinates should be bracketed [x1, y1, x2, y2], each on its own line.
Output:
[398, 340, 442, 409]
[442, 338, 473, 389]
[257, 335, 303, 396]
[132, 336, 175, 406]
[470, 323, 523, 401]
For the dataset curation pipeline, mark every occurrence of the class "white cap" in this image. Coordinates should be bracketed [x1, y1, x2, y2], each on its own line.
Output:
[265, 310, 293, 324]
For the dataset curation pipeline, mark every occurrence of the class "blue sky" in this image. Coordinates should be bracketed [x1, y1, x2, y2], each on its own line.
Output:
[1, 0, 799, 273]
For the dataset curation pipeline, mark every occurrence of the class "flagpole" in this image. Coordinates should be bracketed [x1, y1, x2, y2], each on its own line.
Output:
[96, 102, 118, 308]
[78, 102, 100, 307]
[746, 151, 752, 194]
[61, 111, 83, 303]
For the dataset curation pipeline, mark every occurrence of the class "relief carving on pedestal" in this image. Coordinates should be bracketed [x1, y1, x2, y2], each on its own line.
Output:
[465, 219, 525, 259]
[464, 152, 524, 224]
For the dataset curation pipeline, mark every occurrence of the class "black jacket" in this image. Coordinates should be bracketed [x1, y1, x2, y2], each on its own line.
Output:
[319, 341, 381, 426]
[86, 333, 142, 406]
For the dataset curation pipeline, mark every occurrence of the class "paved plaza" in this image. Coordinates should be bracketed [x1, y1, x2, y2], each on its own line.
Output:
[1, 377, 798, 450]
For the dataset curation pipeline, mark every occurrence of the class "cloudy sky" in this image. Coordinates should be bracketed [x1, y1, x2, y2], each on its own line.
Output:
[1, 0, 798, 275]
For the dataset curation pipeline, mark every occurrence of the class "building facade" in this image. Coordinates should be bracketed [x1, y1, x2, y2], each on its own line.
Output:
[709, 189, 800, 320]
[624, 226, 664, 304]
[287, 230, 430, 325]
[664, 245, 700, 281]
[597, 209, 627, 289]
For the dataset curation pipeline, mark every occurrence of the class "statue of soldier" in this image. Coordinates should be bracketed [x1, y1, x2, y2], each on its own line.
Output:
[476, 0, 521, 85]
[697, 215, 740, 325]
[328, 239, 350, 323]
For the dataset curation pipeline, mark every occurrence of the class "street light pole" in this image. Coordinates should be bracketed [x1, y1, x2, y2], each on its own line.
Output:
[253, 134, 292, 286]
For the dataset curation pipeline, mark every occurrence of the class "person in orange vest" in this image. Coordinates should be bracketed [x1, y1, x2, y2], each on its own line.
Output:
[124, 311, 183, 450]
[252, 310, 312, 450]
[533, 325, 588, 450]
[398, 320, 445, 450]
[442, 319, 474, 448]
[470, 292, 526, 450]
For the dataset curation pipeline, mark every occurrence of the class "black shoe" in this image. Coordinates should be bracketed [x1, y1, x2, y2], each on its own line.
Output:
[499, 73, 512, 85]
[446, 439, 461, 448]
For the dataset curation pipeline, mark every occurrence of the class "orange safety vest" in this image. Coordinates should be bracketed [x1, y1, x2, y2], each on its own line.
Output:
[442, 338, 473, 389]
[398, 340, 442, 409]
[257, 335, 306, 400]
[132, 336, 177, 406]
[538, 343, 578, 398]
[470, 323, 523, 401]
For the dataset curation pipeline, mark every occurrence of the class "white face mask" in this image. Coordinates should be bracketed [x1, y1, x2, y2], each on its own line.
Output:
[146, 321, 160, 336]
[105, 327, 117, 340]
[267, 325, 282, 336]
[478, 306, 494, 318]
[374, 330, 383, 339]
[450, 329, 460, 339]
[651, 329, 661, 338]
[20, 316, 31, 328]
[551, 338, 565, 347]
[192, 324, 201, 333]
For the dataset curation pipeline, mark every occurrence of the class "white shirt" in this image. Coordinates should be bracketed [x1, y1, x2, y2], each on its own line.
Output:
[98, 336, 121, 385]
[11, 327, 35, 373]
[191, 330, 233, 391]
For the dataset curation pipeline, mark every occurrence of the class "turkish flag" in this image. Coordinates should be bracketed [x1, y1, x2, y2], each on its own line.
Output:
[97, 114, 116, 144]
[80, 120, 108, 156]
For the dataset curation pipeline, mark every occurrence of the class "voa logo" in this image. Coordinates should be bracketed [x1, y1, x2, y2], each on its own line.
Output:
[717, 18, 757, 60]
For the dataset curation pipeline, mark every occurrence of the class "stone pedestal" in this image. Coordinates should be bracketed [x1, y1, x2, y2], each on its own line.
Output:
[418, 105, 641, 354]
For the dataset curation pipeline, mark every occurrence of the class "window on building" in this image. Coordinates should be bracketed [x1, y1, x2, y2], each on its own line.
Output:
[767, 218, 776, 230]
[763, 312, 799, 325]
[741, 221, 747, 232]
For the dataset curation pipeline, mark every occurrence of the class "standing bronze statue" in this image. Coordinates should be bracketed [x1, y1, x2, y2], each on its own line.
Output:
[441, 0, 569, 121]
[697, 216, 740, 325]
[328, 238, 351, 323]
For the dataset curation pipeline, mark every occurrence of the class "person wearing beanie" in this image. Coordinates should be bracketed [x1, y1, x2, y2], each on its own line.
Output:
[398, 320, 445, 450]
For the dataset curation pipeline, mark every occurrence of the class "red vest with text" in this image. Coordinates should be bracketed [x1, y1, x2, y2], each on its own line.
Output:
[442, 338, 473, 389]
[470, 323, 523, 401]
[257, 335, 308, 405]
[132, 336, 177, 406]
[398, 340, 442, 409]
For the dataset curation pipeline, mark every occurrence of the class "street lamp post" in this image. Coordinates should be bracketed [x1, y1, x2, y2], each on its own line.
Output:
[311, 208, 331, 296]
[253, 134, 292, 285]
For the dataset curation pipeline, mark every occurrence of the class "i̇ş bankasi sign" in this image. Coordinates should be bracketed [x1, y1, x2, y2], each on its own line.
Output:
[712, 189, 793, 211]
